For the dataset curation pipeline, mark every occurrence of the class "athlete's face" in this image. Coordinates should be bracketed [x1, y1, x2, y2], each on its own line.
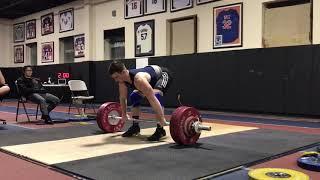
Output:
[111, 71, 126, 83]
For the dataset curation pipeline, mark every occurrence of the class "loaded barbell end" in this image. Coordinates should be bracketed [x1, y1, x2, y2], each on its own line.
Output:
[192, 121, 212, 133]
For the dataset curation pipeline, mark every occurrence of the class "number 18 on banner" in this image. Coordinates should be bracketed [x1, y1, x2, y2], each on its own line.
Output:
[144, 0, 166, 15]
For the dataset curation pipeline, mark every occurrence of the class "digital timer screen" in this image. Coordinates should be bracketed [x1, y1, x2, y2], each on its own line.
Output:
[57, 72, 70, 79]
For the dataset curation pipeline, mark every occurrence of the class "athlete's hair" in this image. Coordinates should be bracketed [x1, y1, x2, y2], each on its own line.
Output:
[108, 61, 126, 75]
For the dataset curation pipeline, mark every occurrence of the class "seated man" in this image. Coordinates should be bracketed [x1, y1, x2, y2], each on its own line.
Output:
[0, 69, 10, 98]
[108, 61, 173, 141]
[17, 66, 60, 124]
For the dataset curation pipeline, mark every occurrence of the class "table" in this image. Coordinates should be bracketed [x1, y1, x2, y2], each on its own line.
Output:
[42, 84, 70, 103]
[42, 84, 69, 87]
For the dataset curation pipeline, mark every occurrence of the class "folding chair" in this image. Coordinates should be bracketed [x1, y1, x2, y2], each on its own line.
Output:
[15, 80, 39, 122]
[68, 80, 96, 116]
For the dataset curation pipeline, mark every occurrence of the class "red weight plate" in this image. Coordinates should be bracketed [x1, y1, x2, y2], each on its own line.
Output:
[170, 106, 201, 145]
[96, 102, 125, 133]
[96, 103, 107, 130]
[169, 106, 184, 144]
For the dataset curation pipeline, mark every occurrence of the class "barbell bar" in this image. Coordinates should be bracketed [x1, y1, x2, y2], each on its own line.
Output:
[108, 115, 212, 133]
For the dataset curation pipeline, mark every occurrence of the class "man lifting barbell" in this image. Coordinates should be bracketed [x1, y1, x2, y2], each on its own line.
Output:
[108, 61, 173, 141]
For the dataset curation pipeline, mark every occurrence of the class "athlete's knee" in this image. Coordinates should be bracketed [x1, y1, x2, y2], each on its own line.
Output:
[130, 91, 143, 107]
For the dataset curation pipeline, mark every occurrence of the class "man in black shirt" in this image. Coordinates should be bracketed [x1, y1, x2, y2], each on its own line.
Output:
[17, 66, 60, 124]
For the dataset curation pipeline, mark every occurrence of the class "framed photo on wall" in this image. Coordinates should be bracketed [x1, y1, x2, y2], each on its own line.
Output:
[144, 0, 166, 15]
[125, 0, 143, 19]
[26, 19, 36, 39]
[14, 45, 24, 63]
[196, 0, 220, 5]
[170, 0, 193, 12]
[74, 34, 85, 58]
[41, 13, 54, 36]
[213, 3, 243, 49]
[13, 23, 25, 43]
[59, 8, 74, 33]
[41, 42, 54, 63]
[134, 19, 155, 57]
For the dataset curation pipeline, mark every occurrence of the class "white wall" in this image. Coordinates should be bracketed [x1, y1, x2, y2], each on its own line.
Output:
[93, 0, 315, 60]
[0, 19, 13, 67]
[2, 0, 320, 67]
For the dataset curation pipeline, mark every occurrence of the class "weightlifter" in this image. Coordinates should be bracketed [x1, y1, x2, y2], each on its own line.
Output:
[108, 61, 173, 141]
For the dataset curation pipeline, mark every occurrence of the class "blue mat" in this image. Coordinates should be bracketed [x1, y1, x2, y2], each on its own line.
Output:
[200, 114, 320, 128]
[0, 106, 95, 122]
[1, 104, 319, 128]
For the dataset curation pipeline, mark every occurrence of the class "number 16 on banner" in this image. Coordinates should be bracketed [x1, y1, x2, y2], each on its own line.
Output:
[125, 0, 143, 19]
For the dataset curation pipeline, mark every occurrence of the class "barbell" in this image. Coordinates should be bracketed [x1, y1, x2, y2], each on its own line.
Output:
[96, 102, 212, 145]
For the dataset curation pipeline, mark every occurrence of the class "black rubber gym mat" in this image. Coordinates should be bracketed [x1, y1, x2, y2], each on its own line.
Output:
[0, 122, 153, 147]
[54, 129, 319, 180]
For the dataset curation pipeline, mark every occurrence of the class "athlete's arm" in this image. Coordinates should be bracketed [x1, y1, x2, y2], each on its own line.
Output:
[134, 74, 167, 126]
[119, 82, 128, 118]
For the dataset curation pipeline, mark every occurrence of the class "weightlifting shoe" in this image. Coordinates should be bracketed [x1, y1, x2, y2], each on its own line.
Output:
[122, 123, 140, 137]
[43, 115, 54, 125]
[147, 124, 166, 141]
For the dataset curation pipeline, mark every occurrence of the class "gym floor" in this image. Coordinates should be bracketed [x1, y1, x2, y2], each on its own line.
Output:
[0, 99, 319, 180]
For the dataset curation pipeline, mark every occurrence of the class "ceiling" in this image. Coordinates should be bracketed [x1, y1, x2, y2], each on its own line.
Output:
[0, 0, 77, 19]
